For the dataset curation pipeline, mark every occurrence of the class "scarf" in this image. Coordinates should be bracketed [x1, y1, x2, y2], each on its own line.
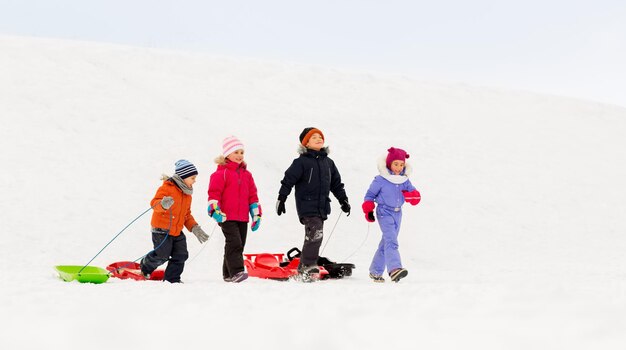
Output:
[171, 174, 194, 195]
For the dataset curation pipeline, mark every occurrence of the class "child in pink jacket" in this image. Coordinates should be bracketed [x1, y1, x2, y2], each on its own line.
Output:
[207, 136, 261, 283]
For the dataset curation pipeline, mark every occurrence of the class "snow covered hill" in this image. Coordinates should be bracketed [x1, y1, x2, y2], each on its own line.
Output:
[1, 35, 625, 349]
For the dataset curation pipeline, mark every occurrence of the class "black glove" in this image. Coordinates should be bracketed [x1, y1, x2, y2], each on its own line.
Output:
[340, 198, 351, 216]
[366, 211, 375, 222]
[276, 195, 286, 216]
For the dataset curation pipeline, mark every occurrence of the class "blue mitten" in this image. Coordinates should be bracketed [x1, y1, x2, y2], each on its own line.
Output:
[249, 202, 262, 231]
[207, 200, 227, 223]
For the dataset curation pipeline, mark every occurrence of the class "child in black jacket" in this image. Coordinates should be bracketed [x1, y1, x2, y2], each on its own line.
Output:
[276, 127, 350, 280]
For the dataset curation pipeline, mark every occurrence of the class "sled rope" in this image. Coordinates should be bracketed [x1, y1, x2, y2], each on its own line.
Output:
[109, 206, 174, 276]
[127, 208, 173, 264]
[187, 223, 219, 263]
[320, 212, 343, 256]
[79, 204, 159, 274]
[341, 223, 370, 262]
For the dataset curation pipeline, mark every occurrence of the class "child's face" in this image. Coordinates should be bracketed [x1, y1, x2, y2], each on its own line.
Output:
[183, 175, 197, 187]
[227, 149, 244, 164]
[306, 133, 324, 151]
[390, 160, 405, 175]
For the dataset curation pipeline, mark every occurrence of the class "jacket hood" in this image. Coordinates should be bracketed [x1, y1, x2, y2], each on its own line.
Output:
[297, 145, 330, 155]
[377, 155, 412, 184]
[158, 175, 193, 195]
[215, 155, 247, 170]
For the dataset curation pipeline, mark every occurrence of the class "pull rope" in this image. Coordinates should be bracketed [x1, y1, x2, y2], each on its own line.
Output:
[79, 204, 159, 274]
[187, 223, 219, 263]
[320, 212, 343, 256]
[341, 223, 370, 262]
[108, 205, 174, 276]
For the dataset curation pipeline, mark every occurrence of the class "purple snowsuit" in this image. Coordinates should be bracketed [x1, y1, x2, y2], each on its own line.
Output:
[364, 161, 416, 275]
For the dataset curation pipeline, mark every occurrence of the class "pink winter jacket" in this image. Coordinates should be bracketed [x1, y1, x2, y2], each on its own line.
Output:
[208, 160, 259, 222]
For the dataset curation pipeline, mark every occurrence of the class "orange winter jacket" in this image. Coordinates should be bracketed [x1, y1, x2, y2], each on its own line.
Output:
[150, 179, 198, 236]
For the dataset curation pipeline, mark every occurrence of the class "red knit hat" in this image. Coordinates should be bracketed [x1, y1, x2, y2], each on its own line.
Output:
[386, 147, 409, 169]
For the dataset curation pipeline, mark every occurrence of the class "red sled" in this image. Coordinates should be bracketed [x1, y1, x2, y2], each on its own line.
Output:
[106, 261, 165, 281]
[244, 250, 329, 281]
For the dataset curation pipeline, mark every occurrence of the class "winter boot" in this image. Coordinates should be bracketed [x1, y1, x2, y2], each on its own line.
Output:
[369, 273, 385, 283]
[139, 259, 151, 280]
[295, 265, 320, 283]
[230, 271, 249, 283]
[389, 268, 408, 283]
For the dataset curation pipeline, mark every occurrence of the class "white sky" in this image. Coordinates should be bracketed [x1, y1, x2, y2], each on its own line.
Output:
[2, 0, 626, 107]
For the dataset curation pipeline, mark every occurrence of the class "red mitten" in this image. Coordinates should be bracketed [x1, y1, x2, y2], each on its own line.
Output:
[362, 201, 376, 222]
[402, 190, 421, 205]
[362, 201, 375, 213]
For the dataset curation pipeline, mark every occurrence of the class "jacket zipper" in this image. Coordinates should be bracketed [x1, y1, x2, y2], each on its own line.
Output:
[328, 167, 331, 186]
[317, 158, 322, 213]
[237, 167, 241, 220]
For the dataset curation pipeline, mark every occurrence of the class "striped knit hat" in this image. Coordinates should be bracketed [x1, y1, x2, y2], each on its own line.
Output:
[222, 136, 244, 157]
[174, 159, 198, 179]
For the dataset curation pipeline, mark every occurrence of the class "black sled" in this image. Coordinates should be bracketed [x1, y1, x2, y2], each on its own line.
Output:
[286, 247, 355, 280]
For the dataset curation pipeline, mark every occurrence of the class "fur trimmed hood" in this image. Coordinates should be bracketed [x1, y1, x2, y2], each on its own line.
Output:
[214, 155, 227, 165]
[214, 155, 247, 168]
[297, 145, 330, 155]
[377, 156, 412, 184]
[158, 174, 193, 194]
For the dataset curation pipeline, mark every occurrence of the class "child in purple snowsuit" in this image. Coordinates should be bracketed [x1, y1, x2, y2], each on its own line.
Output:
[362, 147, 421, 283]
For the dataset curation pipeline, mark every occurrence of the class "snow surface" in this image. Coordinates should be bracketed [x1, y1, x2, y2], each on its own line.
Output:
[1, 35, 626, 349]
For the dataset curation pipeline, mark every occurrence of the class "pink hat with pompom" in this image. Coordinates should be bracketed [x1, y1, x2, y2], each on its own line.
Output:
[386, 147, 409, 169]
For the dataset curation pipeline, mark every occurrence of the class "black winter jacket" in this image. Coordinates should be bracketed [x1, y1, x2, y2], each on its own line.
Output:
[278, 147, 348, 221]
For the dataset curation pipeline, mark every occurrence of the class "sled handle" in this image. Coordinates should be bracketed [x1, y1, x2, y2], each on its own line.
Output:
[286, 247, 301, 261]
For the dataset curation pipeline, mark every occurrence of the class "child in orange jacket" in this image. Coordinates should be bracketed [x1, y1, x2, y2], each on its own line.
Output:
[140, 160, 209, 283]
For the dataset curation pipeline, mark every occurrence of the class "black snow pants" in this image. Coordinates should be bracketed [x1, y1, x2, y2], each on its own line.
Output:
[221, 221, 248, 279]
[299, 216, 324, 269]
[141, 228, 189, 283]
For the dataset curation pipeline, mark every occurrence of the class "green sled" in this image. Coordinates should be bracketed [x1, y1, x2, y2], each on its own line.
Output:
[55, 265, 110, 284]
